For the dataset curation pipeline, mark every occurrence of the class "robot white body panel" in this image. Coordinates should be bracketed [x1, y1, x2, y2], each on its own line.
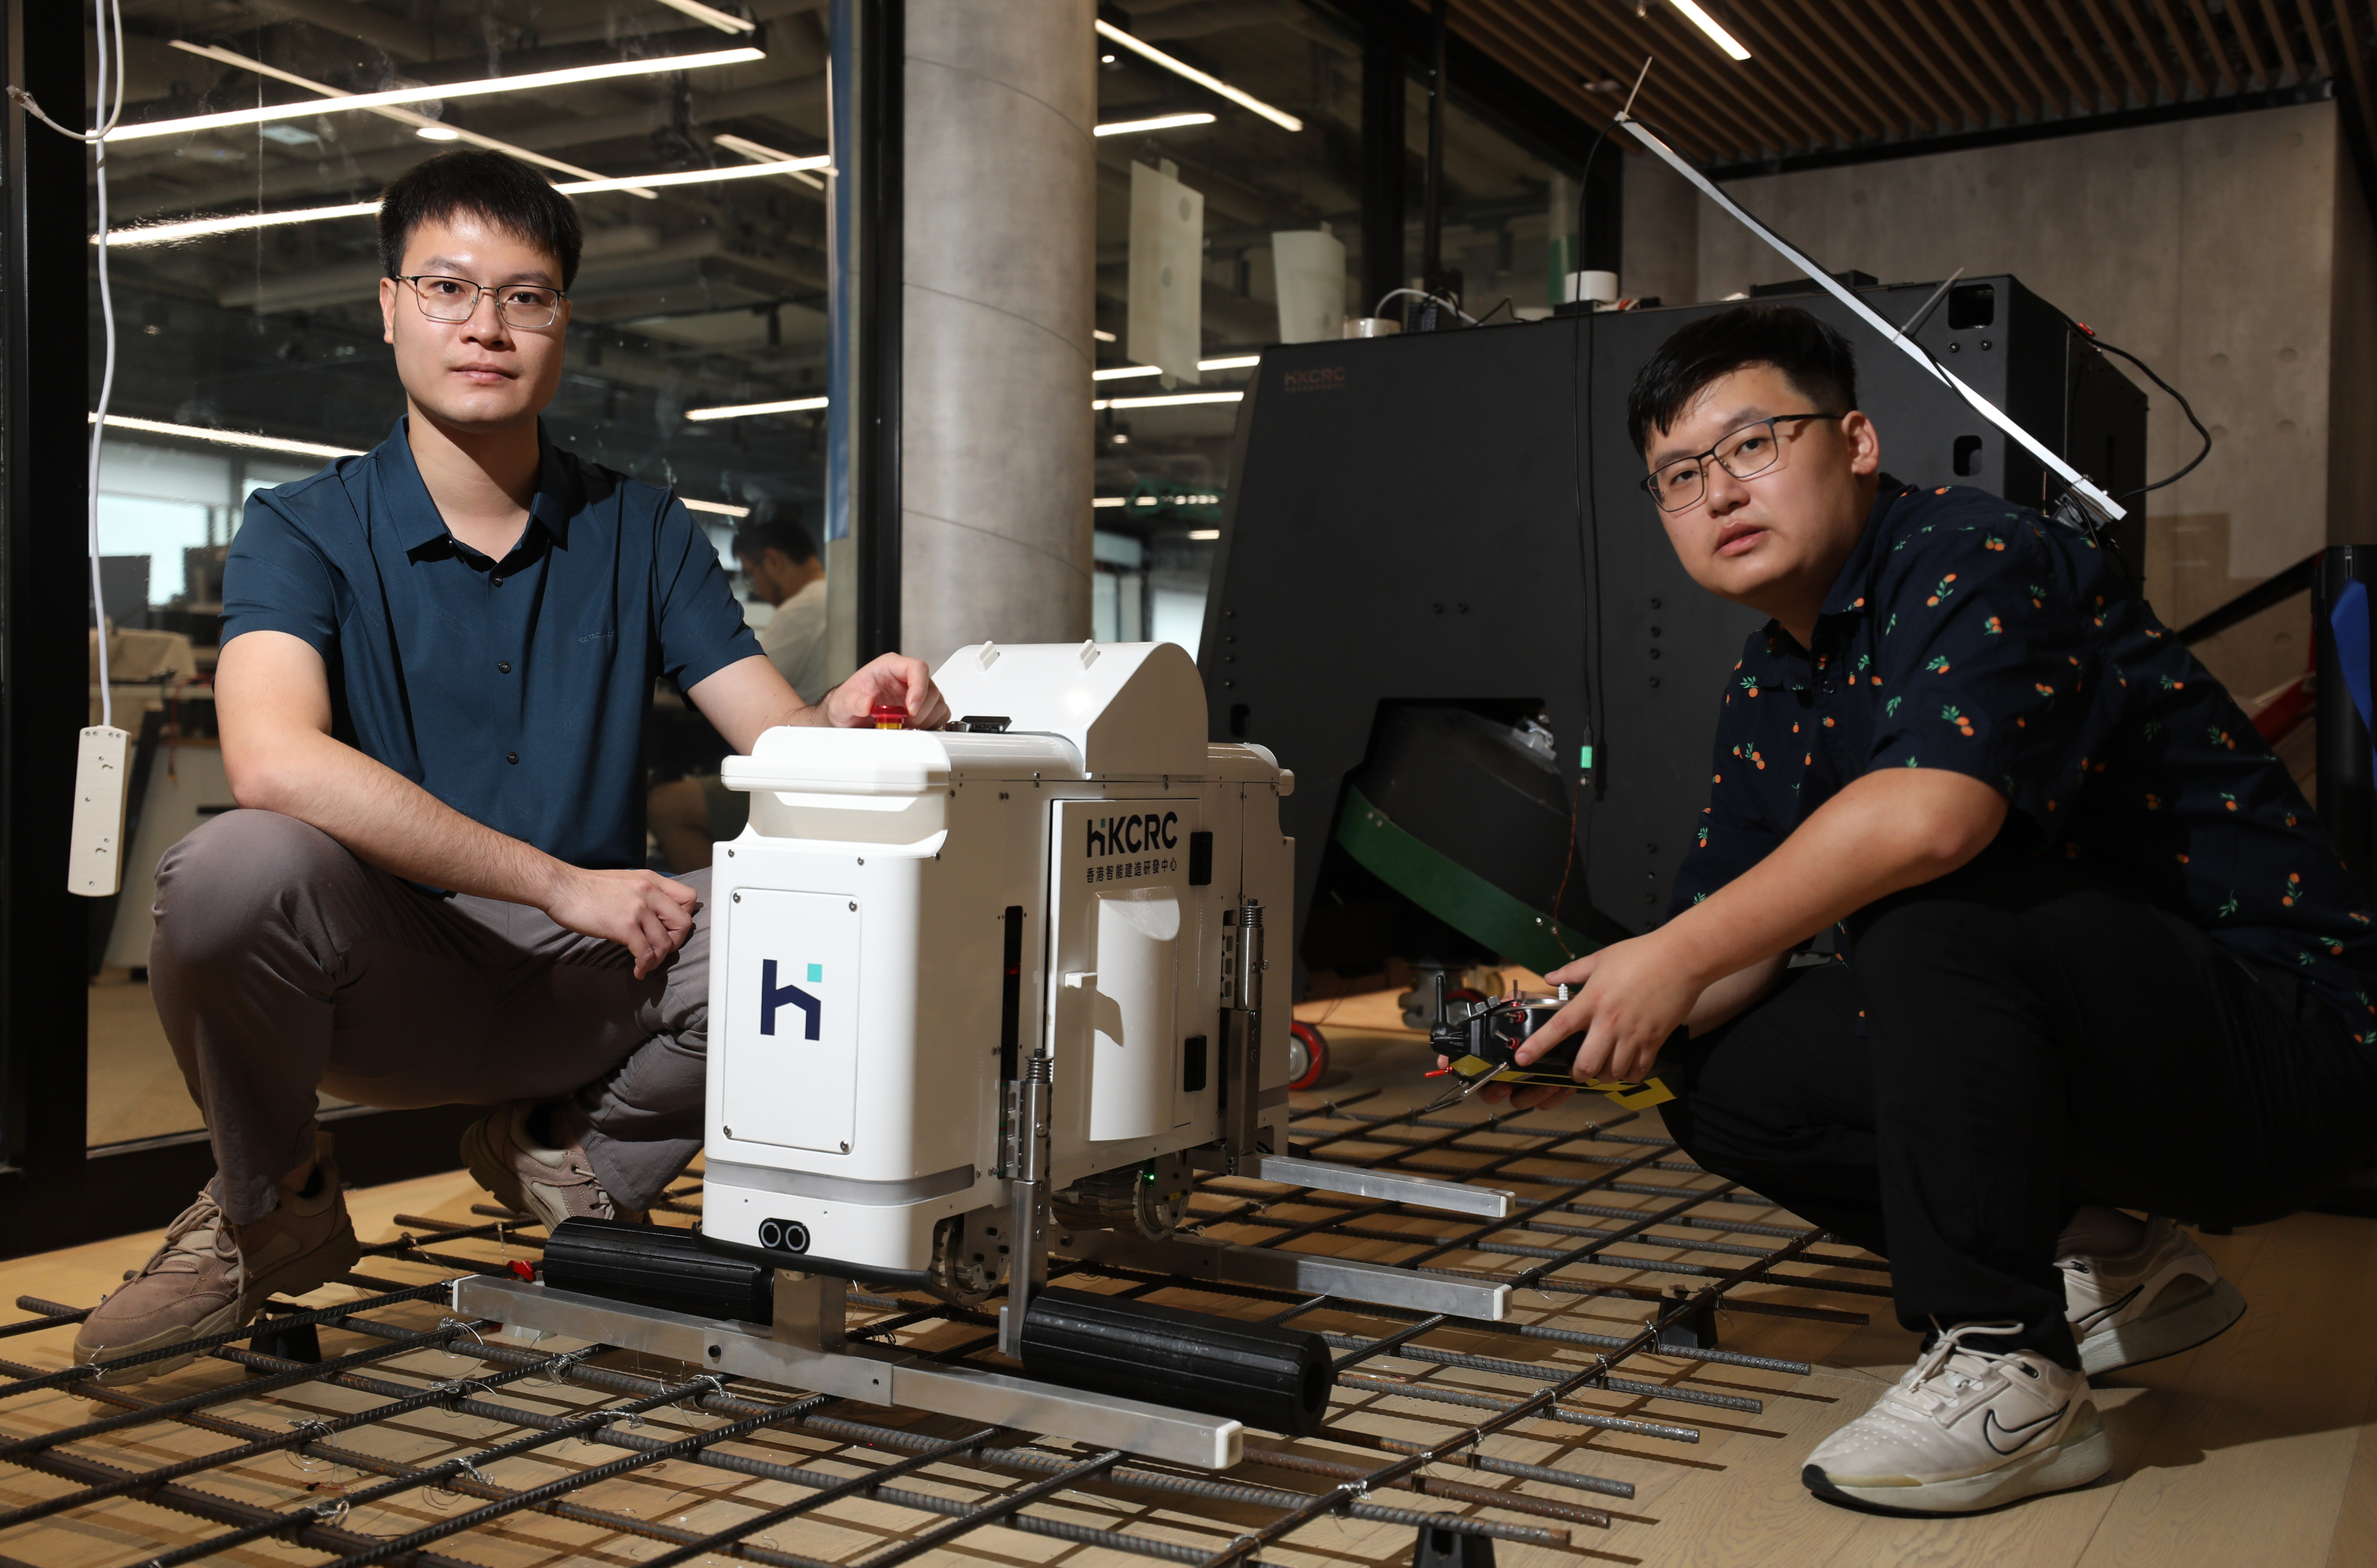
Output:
[701, 642, 1295, 1276]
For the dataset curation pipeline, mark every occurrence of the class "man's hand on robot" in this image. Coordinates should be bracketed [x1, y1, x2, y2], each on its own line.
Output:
[1523, 938, 1691, 1086]
[542, 866, 700, 979]
[824, 654, 952, 730]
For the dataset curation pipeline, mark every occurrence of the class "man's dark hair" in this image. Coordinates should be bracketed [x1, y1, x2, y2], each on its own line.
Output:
[732, 500, 819, 565]
[379, 149, 585, 288]
[1625, 304, 1857, 456]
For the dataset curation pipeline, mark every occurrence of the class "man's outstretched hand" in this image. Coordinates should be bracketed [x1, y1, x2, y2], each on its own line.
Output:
[1522, 933, 1702, 1084]
[542, 866, 700, 978]
[824, 653, 950, 730]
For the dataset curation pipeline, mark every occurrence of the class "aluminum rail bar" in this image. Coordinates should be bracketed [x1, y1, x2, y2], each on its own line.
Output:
[453, 1274, 1242, 1467]
[1250, 1154, 1512, 1217]
[1611, 111, 2125, 521]
[1053, 1227, 1511, 1319]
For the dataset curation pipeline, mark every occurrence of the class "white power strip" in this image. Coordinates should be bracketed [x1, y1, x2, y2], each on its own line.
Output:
[69, 725, 129, 897]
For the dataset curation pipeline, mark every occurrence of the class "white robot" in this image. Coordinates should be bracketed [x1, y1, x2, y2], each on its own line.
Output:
[461, 642, 1508, 1466]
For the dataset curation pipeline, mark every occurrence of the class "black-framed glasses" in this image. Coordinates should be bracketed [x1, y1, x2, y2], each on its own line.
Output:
[398, 274, 568, 330]
[1641, 412, 1838, 511]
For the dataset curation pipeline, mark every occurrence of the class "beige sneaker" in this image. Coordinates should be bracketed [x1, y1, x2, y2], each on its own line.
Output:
[73, 1137, 362, 1385]
[460, 1101, 647, 1230]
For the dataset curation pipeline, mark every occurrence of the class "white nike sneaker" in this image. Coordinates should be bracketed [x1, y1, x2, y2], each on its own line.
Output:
[2060, 1216, 2246, 1377]
[1802, 1322, 2111, 1514]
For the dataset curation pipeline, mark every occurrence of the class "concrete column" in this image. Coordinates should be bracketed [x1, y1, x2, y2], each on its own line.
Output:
[899, 0, 1097, 669]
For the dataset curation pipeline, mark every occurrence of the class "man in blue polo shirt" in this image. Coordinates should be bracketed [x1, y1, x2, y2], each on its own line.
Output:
[75, 149, 949, 1380]
[1507, 305, 2377, 1513]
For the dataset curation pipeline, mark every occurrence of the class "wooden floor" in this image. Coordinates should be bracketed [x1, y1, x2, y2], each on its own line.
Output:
[4, 986, 2376, 1567]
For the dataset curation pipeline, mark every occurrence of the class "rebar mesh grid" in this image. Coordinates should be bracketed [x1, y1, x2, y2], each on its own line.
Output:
[0, 1083, 1893, 1567]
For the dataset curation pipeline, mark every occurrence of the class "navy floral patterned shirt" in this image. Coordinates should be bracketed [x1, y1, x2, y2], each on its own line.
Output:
[1668, 478, 2377, 1044]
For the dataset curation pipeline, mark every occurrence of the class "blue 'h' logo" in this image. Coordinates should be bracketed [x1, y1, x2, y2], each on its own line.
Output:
[759, 960, 822, 1040]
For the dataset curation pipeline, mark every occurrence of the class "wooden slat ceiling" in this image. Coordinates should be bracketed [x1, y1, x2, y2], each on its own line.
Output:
[1441, 0, 2375, 172]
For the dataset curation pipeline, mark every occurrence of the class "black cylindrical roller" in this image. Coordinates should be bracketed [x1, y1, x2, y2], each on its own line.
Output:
[1020, 1286, 1334, 1436]
[542, 1217, 773, 1324]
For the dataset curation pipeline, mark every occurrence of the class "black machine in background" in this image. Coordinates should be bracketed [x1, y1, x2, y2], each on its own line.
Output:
[1200, 276, 2148, 993]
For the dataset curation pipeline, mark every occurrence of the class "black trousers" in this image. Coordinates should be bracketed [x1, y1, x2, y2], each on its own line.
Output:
[1661, 856, 2377, 1367]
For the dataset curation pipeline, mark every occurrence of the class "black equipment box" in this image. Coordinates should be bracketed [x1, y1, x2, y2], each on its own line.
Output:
[1200, 276, 2146, 985]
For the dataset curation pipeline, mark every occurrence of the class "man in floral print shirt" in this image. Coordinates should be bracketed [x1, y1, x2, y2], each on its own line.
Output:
[1507, 304, 2377, 1516]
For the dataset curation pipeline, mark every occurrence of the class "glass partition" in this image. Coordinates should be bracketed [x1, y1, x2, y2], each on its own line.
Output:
[1092, 3, 1584, 658]
[88, 0, 834, 1150]
[1093, 2, 1364, 659]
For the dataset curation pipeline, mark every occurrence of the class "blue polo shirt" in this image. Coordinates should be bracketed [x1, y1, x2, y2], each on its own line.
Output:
[222, 417, 760, 871]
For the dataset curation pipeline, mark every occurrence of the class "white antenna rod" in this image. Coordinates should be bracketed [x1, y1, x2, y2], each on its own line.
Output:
[1612, 114, 2125, 522]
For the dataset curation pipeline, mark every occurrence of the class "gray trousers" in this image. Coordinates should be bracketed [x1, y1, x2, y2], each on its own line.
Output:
[150, 809, 710, 1225]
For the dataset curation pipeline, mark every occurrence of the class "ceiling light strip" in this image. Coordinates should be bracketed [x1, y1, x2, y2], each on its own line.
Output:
[1092, 354, 1259, 381]
[685, 395, 831, 421]
[1094, 391, 1245, 410]
[165, 40, 647, 193]
[712, 133, 828, 189]
[90, 413, 363, 460]
[93, 412, 747, 514]
[103, 156, 832, 248]
[651, 0, 757, 33]
[1093, 112, 1218, 137]
[105, 46, 768, 143]
[1669, 1, 1753, 61]
[104, 201, 380, 247]
[558, 156, 829, 195]
[1093, 21, 1302, 132]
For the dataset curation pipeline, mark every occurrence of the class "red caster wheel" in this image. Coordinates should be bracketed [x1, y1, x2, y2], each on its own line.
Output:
[1287, 1020, 1330, 1092]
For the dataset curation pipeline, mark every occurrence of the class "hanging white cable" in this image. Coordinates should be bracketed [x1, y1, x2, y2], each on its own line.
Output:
[18, 2, 134, 726]
[87, 0, 125, 730]
[1611, 112, 2125, 522]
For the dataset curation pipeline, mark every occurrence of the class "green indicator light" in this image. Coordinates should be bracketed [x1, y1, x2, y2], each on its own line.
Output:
[1579, 745, 1595, 767]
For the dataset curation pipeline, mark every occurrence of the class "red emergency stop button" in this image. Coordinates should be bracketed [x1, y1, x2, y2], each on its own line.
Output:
[870, 703, 909, 730]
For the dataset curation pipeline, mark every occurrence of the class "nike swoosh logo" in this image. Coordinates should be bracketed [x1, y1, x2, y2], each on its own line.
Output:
[1984, 1401, 2068, 1456]
[2075, 1284, 2141, 1333]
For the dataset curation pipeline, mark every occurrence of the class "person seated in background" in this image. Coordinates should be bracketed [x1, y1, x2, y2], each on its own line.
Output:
[645, 505, 830, 871]
[73, 147, 949, 1384]
[1511, 304, 2377, 1515]
[735, 503, 830, 697]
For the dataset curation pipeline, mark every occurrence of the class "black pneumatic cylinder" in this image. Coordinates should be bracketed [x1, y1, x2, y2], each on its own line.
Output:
[1020, 1286, 1335, 1436]
[542, 1217, 775, 1324]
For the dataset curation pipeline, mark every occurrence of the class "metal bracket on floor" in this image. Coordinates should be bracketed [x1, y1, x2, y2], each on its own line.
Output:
[451, 1273, 1241, 1469]
[1654, 1285, 1720, 1354]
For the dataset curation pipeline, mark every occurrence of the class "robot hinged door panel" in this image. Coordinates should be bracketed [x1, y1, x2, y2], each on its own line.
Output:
[1045, 795, 1217, 1174]
[718, 888, 863, 1155]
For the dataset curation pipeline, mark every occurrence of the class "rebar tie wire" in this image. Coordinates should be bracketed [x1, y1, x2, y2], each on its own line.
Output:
[0, 1279, 456, 1399]
[0, 1335, 590, 1532]
[313, 1381, 830, 1568]
[638, 1423, 1003, 1568]
[119, 1371, 763, 1568]
[0, 1318, 478, 1461]
[1200, 1227, 1833, 1566]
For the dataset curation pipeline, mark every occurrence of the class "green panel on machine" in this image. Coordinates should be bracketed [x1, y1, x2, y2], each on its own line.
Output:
[1334, 784, 1597, 975]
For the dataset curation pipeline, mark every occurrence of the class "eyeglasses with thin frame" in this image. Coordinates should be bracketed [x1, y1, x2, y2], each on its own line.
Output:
[1641, 412, 1838, 512]
[397, 274, 568, 330]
